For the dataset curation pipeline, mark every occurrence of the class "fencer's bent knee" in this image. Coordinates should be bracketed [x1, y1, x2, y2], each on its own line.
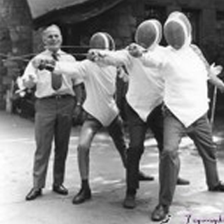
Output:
[77, 143, 90, 154]
[161, 149, 178, 160]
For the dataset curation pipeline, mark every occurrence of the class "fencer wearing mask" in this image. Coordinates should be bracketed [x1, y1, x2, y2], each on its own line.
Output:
[88, 19, 189, 210]
[40, 32, 140, 204]
[128, 11, 224, 221]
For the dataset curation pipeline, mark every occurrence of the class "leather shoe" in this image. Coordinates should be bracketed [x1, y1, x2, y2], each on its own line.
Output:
[151, 204, 169, 221]
[138, 171, 154, 181]
[53, 184, 68, 195]
[72, 187, 91, 204]
[26, 188, 42, 201]
[123, 194, 136, 209]
[177, 177, 190, 185]
[209, 182, 224, 192]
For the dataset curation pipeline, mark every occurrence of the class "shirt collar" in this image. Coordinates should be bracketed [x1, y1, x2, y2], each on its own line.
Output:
[45, 49, 63, 56]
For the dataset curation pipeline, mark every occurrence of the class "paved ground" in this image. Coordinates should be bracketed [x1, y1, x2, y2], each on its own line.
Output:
[1, 111, 224, 224]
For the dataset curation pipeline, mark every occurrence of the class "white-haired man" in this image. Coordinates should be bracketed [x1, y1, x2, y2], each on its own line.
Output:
[22, 24, 84, 200]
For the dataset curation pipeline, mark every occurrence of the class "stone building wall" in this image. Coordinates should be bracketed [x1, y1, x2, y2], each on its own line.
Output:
[1, 0, 224, 112]
[0, 0, 32, 110]
[0, 16, 12, 109]
[20, 0, 224, 62]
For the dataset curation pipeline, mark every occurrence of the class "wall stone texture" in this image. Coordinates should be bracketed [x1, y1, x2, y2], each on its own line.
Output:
[1, 0, 224, 112]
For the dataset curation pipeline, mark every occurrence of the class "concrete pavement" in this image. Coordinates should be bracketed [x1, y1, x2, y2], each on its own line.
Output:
[1, 111, 224, 224]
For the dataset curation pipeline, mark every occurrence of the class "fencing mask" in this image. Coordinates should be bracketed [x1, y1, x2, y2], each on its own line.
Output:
[89, 32, 115, 50]
[135, 19, 162, 49]
[164, 11, 192, 50]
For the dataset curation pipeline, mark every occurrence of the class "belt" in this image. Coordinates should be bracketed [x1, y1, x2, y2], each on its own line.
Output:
[39, 94, 73, 100]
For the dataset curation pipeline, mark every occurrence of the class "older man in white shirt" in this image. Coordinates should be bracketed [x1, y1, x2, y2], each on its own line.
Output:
[21, 25, 84, 201]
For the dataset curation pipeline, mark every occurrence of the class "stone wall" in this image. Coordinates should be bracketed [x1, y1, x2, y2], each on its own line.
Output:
[1, 0, 224, 112]
[29, 0, 224, 57]
[0, 17, 11, 109]
[0, 0, 32, 110]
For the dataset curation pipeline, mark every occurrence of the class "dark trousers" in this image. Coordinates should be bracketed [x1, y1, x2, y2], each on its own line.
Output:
[77, 114, 127, 180]
[159, 107, 220, 206]
[33, 96, 75, 188]
[125, 103, 163, 192]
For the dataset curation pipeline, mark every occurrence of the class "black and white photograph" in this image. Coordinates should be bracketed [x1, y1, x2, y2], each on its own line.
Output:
[1, 0, 224, 223]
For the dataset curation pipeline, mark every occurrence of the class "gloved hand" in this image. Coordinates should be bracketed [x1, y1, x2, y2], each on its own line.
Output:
[32, 57, 56, 71]
[87, 50, 100, 62]
[127, 43, 146, 58]
[210, 63, 223, 76]
[22, 74, 37, 89]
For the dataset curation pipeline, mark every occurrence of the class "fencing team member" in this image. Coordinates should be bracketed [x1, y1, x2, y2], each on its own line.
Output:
[21, 24, 83, 201]
[89, 19, 189, 209]
[128, 12, 224, 221]
[43, 32, 149, 204]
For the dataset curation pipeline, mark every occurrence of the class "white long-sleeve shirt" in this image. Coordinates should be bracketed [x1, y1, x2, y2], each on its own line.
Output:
[98, 48, 164, 122]
[55, 59, 119, 127]
[142, 45, 209, 127]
